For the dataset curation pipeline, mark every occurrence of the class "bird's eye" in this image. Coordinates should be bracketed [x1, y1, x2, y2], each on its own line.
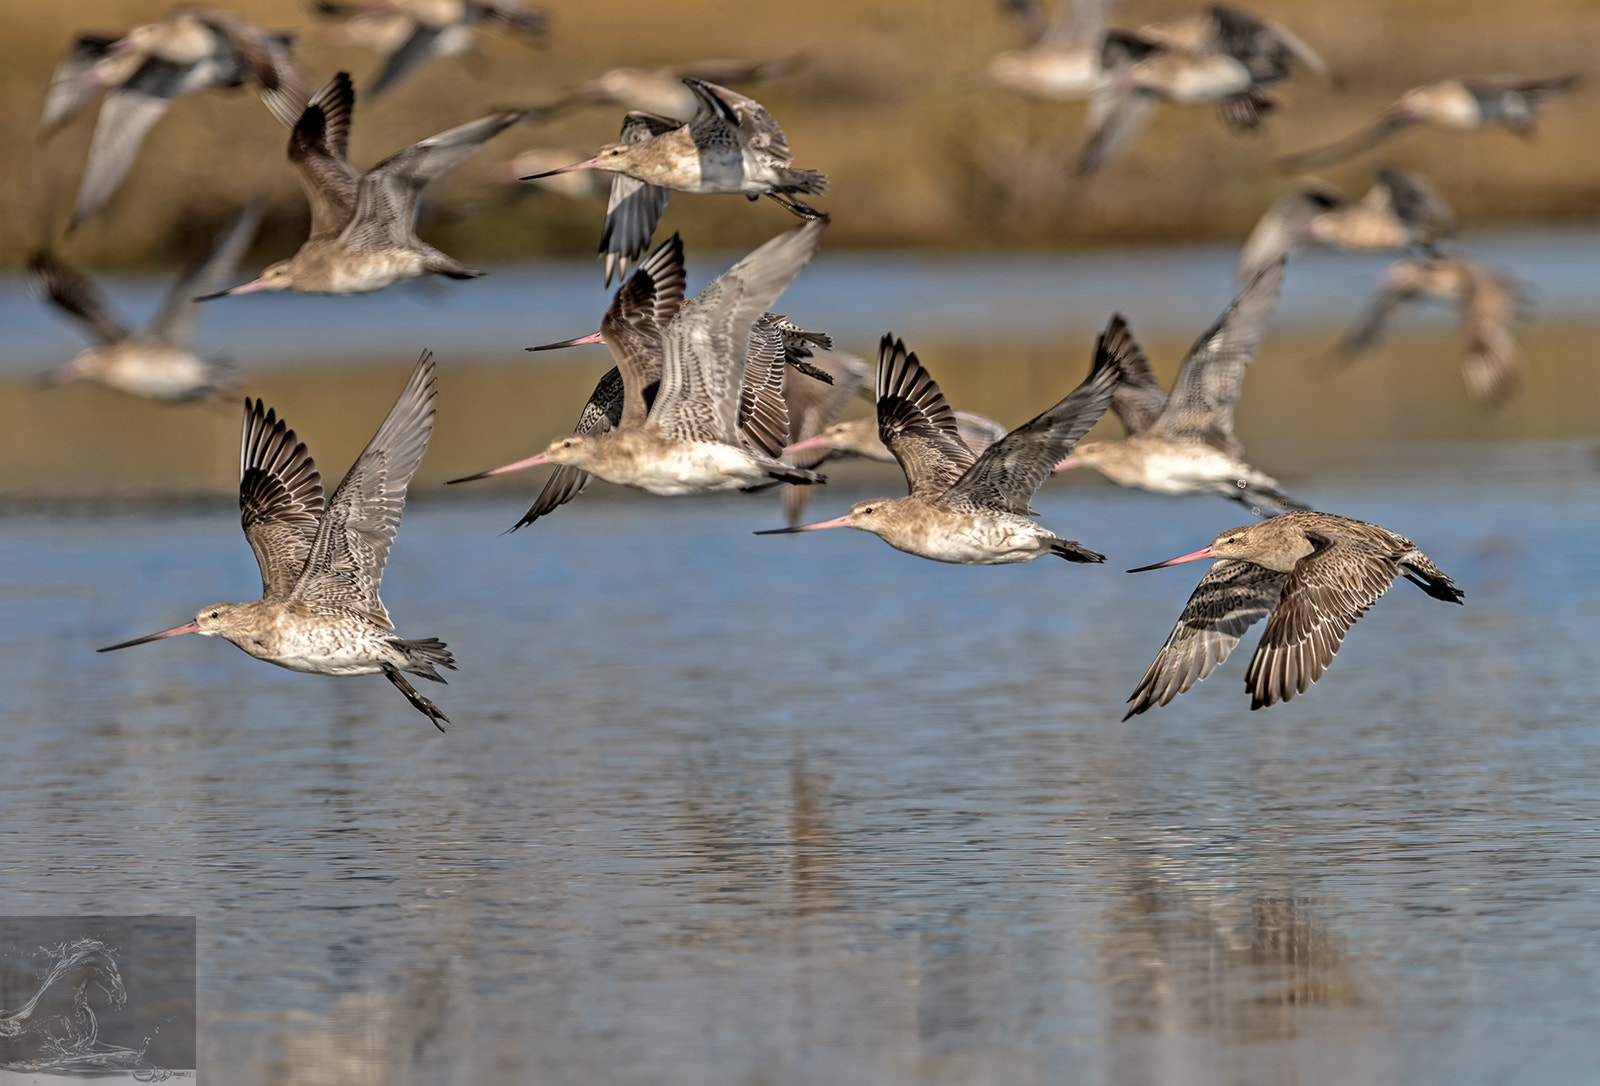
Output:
[209, 611, 220, 618]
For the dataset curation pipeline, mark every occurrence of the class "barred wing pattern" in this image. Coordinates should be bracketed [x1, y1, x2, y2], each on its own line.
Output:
[1149, 257, 1286, 457]
[875, 335, 975, 500]
[346, 109, 522, 252]
[239, 400, 325, 600]
[1244, 539, 1400, 709]
[942, 335, 1118, 514]
[290, 72, 359, 239]
[600, 112, 679, 285]
[1099, 315, 1167, 435]
[292, 352, 437, 626]
[650, 219, 825, 444]
[1124, 559, 1287, 719]
[513, 367, 627, 530]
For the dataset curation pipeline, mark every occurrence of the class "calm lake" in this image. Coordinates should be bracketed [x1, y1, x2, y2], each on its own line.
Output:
[2, 238, 1598, 1083]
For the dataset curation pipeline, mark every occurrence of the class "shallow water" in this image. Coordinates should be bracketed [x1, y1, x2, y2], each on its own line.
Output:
[3, 447, 1599, 1084]
[5, 229, 1597, 371]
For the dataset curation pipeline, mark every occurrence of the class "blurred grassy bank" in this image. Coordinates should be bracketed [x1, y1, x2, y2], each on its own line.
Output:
[1, 0, 1596, 271]
[3, 323, 1594, 503]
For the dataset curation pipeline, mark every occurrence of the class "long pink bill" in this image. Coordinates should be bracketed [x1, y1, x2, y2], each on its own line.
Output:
[445, 452, 550, 485]
[526, 330, 603, 351]
[781, 434, 831, 457]
[1053, 454, 1079, 472]
[194, 279, 270, 302]
[520, 157, 601, 181]
[753, 514, 853, 536]
[98, 620, 200, 652]
[1127, 545, 1218, 574]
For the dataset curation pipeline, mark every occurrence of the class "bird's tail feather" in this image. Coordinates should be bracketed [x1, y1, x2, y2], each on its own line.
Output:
[1050, 539, 1105, 563]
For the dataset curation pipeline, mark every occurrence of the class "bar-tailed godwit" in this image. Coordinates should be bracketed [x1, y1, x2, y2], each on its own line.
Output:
[1077, 5, 1327, 175]
[99, 351, 455, 730]
[1281, 74, 1580, 170]
[1054, 258, 1308, 515]
[757, 333, 1116, 564]
[455, 220, 829, 499]
[201, 72, 520, 298]
[28, 204, 260, 401]
[1124, 511, 1463, 716]
[43, 6, 306, 231]
[524, 79, 826, 284]
[1235, 167, 1455, 286]
[1330, 253, 1528, 407]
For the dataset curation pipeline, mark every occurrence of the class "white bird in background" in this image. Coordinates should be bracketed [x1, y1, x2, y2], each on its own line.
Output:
[28, 204, 260, 401]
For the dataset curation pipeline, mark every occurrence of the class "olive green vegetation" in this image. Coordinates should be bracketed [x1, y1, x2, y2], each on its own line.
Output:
[2, 324, 1594, 503]
[2, 0, 1596, 271]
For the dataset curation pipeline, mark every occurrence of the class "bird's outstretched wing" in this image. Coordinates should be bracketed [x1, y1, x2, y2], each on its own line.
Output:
[1098, 314, 1167, 435]
[1244, 538, 1400, 708]
[196, 9, 308, 125]
[1124, 559, 1287, 718]
[67, 58, 195, 231]
[1149, 257, 1286, 456]
[874, 334, 976, 499]
[27, 251, 128, 344]
[1234, 183, 1342, 285]
[292, 352, 437, 626]
[150, 203, 262, 346]
[240, 398, 325, 600]
[42, 33, 118, 134]
[651, 219, 825, 445]
[369, 21, 444, 97]
[289, 72, 359, 239]
[942, 333, 1118, 513]
[511, 367, 627, 530]
[1328, 262, 1419, 365]
[599, 111, 679, 284]
[347, 108, 523, 250]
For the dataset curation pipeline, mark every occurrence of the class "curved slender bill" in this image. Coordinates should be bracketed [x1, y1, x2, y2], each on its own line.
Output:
[1052, 454, 1079, 472]
[526, 330, 603, 351]
[445, 452, 550, 485]
[781, 434, 831, 457]
[1127, 545, 1217, 574]
[98, 620, 200, 652]
[520, 157, 601, 181]
[194, 279, 269, 302]
[754, 514, 852, 536]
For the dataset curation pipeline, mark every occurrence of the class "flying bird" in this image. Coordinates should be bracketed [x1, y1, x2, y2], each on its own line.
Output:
[757, 333, 1116, 565]
[99, 352, 455, 730]
[1124, 511, 1463, 716]
[42, 5, 306, 231]
[1077, 3, 1327, 175]
[1055, 258, 1309, 514]
[523, 79, 826, 284]
[1329, 253, 1529, 407]
[1235, 166, 1454, 286]
[312, 0, 547, 96]
[200, 72, 521, 297]
[28, 204, 260, 401]
[1281, 73, 1580, 170]
[453, 220, 829, 497]
[447, 232, 837, 519]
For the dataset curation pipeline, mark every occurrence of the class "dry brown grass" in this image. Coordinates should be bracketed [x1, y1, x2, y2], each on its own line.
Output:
[2, 0, 1596, 271]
